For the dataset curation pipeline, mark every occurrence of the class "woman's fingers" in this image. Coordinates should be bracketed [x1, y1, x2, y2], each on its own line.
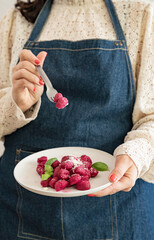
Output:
[93, 180, 122, 197]
[20, 49, 47, 66]
[12, 68, 40, 85]
[93, 176, 132, 197]
[13, 78, 35, 93]
[14, 50, 47, 77]
[20, 49, 41, 65]
[93, 169, 136, 197]
[90, 155, 138, 197]
[12, 50, 47, 87]
[12, 60, 40, 76]
[109, 155, 133, 183]
[11, 50, 47, 112]
[36, 51, 47, 66]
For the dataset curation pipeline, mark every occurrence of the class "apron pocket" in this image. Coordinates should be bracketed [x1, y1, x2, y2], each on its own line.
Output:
[15, 148, 61, 240]
[62, 195, 118, 240]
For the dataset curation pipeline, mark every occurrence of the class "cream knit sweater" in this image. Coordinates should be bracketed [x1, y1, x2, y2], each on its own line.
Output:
[0, 0, 154, 183]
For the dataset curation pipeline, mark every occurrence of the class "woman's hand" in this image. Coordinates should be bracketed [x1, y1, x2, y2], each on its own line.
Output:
[12, 49, 47, 112]
[89, 154, 138, 197]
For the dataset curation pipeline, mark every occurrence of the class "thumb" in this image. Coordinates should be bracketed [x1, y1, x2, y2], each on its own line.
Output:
[109, 155, 132, 183]
[36, 51, 47, 67]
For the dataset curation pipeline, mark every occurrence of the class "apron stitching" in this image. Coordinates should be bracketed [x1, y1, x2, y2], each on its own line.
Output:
[15, 159, 20, 163]
[26, 41, 31, 48]
[20, 184, 25, 236]
[15, 150, 23, 238]
[27, 40, 123, 43]
[93, 239, 112, 240]
[18, 182, 24, 237]
[17, 236, 53, 240]
[17, 183, 57, 240]
[20, 235, 57, 240]
[24, 47, 127, 52]
[61, 198, 65, 240]
[21, 230, 57, 240]
[124, 47, 134, 108]
[16, 183, 23, 238]
[114, 195, 119, 240]
[18, 168, 26, 237]
[15, 154, 57, 240]
[110, 196, 114, 240]
[17, 236, 43, 240]
[20, 149, 35, 154]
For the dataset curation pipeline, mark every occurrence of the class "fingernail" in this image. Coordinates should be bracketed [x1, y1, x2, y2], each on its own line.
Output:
[35, 59, 40, 65]
[39, 79, 44, 85]
[33, 87, 36, 92]
[109, 174, 118, 182]
[88, 194, 95, 197]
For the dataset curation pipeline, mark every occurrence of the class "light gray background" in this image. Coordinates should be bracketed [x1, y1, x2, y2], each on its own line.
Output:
[0, 0, 16, 21]
[0, 0, 154, 21]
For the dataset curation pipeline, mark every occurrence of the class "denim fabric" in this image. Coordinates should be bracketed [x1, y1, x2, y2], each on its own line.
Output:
[0, 0, 154, 239]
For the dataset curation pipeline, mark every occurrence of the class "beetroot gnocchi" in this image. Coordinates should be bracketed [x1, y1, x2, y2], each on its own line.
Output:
[36, 155, 99, 191]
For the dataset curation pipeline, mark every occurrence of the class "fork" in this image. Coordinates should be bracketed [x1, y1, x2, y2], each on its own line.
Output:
[36, 65, 58, 102]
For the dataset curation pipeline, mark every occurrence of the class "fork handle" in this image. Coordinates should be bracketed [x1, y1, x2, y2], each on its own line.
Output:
[36, 65, 54, 89]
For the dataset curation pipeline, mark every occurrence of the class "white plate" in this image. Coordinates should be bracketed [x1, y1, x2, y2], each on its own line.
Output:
[13, 147, 115, 197]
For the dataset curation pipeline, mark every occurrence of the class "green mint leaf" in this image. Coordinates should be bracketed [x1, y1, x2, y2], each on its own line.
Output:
[45, 164, 53, 173]
[41, 172, 53, 181]
[92, 162, 109, 171]
[45, 158, 58, 166]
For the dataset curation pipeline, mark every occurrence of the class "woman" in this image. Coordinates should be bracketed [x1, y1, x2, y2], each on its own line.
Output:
[0, 0, 153, 239]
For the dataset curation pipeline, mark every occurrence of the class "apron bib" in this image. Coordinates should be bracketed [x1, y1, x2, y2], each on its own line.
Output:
[0, 0, 153, 239]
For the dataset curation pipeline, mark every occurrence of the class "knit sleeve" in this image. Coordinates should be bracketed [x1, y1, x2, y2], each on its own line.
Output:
[114, 3, 154, 183]
[0, 9, 40, 157]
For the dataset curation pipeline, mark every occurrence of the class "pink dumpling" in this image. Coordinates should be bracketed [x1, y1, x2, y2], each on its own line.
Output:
[74, 166, 87, 176]
[37, 156, 47, 165]
[55, 180, 69, 191]
[49, 177, 59, 188]
[61, 156, 70, 162]
[90, 168, 99, 177]
[36, 165, 45, 176]
[61, 160, 74, 170]
[41, 177, 52, 187]
[80, 155, 92, 163]
[83, 161, 92, 169]
[53, 165, 61, 178]
[53, 93, 63, 103]
[76, 180, 91, 190]
[81, 175, 89, 181]
[51, 160, 60, 168]
[56, 97, 68, 109]
[69, 174, 81, 186]
[58, 168, 70, 180]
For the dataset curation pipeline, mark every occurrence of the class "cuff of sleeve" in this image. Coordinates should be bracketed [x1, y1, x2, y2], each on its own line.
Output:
[113, 138, 154, 178]
[10, 92, 41, 121]
[0, 88, 41, 138]
[23, 100, 41, 120]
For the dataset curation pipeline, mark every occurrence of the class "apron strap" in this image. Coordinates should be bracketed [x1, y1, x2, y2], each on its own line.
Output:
[104, 0, 126, 41]
[28, 0, 53, 42]
[27, 0, 126, 42]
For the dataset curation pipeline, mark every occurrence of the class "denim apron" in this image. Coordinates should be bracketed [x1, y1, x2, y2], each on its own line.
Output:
[0, 0, 154, 239]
